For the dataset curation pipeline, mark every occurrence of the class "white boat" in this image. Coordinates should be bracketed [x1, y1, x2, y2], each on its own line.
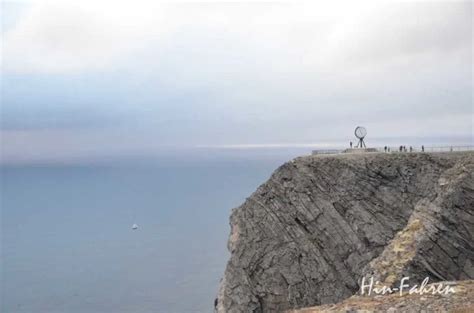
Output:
[132, 223, 138, 230]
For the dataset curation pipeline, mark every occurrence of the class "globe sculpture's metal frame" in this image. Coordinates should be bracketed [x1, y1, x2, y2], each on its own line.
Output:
[354, 126, 367, 148]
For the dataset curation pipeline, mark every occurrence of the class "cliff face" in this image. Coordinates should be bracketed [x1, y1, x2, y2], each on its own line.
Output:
[217, 152, 474, 312]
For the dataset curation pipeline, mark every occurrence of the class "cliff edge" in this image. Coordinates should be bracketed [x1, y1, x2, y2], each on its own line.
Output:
[217, 152, 474, 312]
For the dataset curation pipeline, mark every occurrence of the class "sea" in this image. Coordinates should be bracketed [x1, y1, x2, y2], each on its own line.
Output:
[1, 148, 305, 313]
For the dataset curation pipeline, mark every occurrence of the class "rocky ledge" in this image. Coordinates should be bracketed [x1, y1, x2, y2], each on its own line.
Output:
[289, 280, 474, 313]
[217, 152, 473, 312]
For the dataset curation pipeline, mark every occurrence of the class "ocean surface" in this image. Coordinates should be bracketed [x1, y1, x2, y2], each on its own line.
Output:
[1, 151, 300, 313]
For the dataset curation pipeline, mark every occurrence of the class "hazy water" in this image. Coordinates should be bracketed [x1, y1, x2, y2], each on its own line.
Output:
[1, 154, 293, 313]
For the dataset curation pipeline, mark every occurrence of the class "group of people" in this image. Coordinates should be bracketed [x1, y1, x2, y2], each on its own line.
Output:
[392, 145, 425, 152]
[386, 145, 425, 153]
[348, 142, 426, 153]
[396, 146, 410, 152]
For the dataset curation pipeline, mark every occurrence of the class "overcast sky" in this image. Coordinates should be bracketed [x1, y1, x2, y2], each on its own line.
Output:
[1, 0, 473, 163]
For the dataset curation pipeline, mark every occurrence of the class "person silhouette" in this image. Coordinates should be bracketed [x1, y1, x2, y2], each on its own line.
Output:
[350, 141, 353, 149]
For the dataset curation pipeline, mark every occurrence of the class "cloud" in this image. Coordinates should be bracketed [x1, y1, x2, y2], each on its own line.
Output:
[2, 1, 168, 73]
[4, 1, 471, 74]
[326, 1, 472, 66]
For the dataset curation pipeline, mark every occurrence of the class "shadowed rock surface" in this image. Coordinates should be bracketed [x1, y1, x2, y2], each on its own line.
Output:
[217, 152, 474, 312]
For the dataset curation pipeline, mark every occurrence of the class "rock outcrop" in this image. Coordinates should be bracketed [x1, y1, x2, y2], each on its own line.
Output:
[289, 280, 474, 313]
[217, 152, 474, 312]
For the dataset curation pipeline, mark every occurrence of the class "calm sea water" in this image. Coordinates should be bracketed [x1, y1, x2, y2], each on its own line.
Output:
[1, 152, 296, 313]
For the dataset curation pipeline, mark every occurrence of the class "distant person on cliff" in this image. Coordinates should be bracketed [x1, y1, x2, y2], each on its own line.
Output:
[422, 145, 425, 152]
[350, 141, 353, 148]
[384, 146, 387, 152]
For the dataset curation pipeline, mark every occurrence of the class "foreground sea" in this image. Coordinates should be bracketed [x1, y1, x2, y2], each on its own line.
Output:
[1, 148, 306, 313]
[1, 140, 471, 313]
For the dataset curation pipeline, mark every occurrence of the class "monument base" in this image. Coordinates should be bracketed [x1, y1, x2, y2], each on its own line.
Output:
[343, 148, 378, 154]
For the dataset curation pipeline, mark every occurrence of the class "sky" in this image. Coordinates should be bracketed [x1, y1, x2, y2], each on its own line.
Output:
[1, 0, 473, 163]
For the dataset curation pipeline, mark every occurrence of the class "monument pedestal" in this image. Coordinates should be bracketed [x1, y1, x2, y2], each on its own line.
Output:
[343, 148, 378, 154]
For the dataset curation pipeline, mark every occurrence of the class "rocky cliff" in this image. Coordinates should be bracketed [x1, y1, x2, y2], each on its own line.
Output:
[217, 152, 474, 312]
